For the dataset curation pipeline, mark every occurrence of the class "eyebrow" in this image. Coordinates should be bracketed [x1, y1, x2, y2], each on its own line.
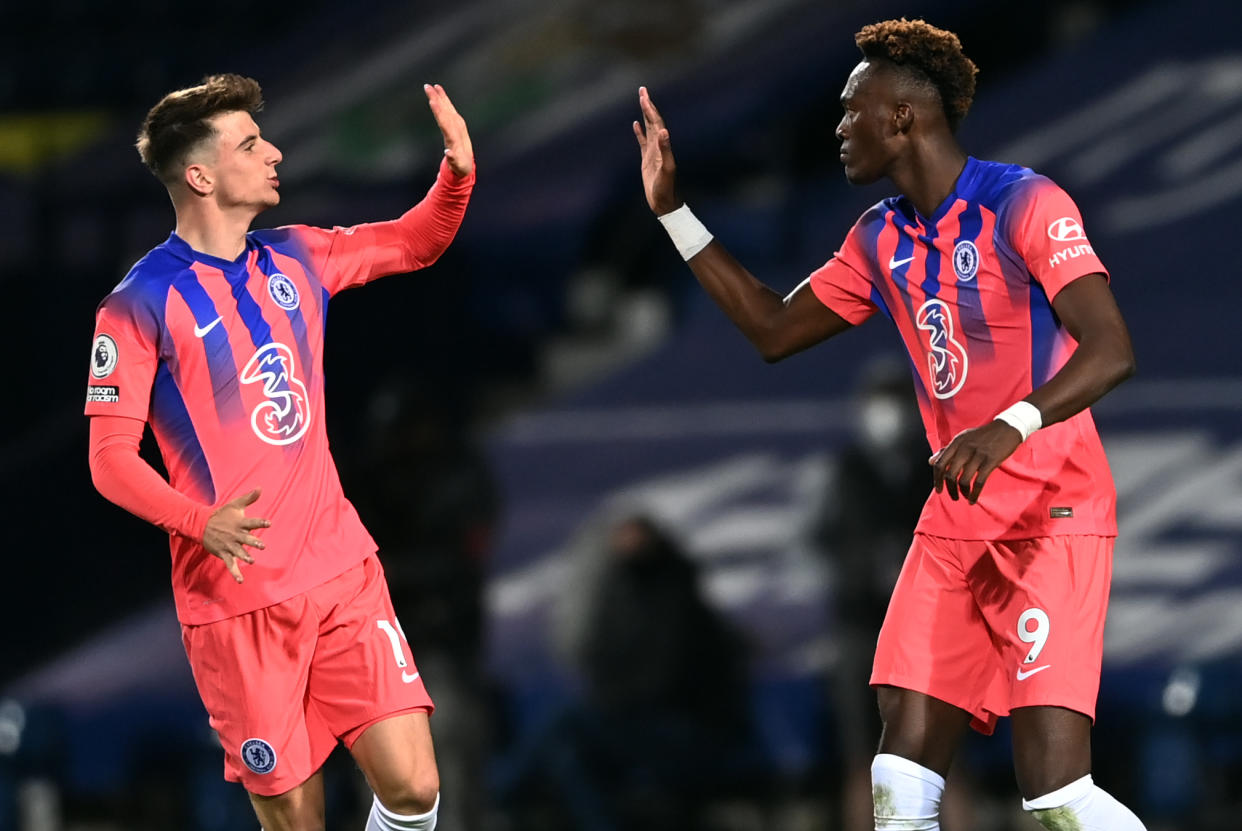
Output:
[236, 134, 259, 150]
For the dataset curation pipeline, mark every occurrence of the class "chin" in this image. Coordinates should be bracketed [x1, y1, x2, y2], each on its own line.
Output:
[843, 165, 881, 186]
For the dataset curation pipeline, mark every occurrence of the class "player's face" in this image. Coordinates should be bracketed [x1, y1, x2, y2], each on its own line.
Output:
[835, 61, 901, 185]
[204, 110, 283, 212]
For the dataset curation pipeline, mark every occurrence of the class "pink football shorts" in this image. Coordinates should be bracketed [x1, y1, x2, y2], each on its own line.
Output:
[181, 554, 433, 795]
[871, 533, 1113, 735]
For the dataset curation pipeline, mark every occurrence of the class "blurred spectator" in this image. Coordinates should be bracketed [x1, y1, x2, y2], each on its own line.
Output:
[494, 515, 750, 830]
[345, 376, 501, 831]
[809, 359, 935, 831]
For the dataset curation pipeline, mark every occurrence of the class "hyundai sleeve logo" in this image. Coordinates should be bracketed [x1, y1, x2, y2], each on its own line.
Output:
[1047, 217, 1086, 241]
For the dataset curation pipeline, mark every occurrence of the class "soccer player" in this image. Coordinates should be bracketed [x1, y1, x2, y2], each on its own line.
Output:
[634, 19, 1146, 831]
[85, 74, 474, 831]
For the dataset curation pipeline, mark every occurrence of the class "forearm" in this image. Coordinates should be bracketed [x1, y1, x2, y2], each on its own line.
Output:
[88, 416, 212, 540]
[1024, 334, 1135, 426]
[686, 242, 798, 359]
[1023, 275, 1136, 427]
[395, 157, 475, 268]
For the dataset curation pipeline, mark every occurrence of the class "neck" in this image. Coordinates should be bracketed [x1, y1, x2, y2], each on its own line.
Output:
[173, 198, 257, 261]
[888, 136, 968, 220]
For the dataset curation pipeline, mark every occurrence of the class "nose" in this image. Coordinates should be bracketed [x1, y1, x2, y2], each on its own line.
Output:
[266, 140, 283, 166]
[835, 116, 848, 141]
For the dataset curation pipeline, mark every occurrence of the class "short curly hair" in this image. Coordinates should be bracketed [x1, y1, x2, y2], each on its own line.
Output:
[136, 74, 264, 185]
[855, 19, 978, 131]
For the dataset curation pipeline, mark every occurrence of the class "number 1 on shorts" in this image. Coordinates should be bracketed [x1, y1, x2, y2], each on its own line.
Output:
[376, 618, 411, 668]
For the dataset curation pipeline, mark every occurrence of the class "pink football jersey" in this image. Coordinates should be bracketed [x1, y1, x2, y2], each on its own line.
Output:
[86, 163, 474, 622]
[810, 157, 1115, 539]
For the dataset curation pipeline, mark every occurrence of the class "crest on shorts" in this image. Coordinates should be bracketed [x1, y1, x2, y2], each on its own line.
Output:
[952, 240, 979, 281]
[241, 738, 277, 774]
[267, 272, 300, 310]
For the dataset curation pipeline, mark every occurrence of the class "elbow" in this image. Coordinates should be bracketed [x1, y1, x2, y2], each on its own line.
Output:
[88, 451, 109, 498]
[755, 335, 793, 364]
[1119, 353, 1137, 384]
[759, 345, 786, 364]
[1114, 344, 1137, 386]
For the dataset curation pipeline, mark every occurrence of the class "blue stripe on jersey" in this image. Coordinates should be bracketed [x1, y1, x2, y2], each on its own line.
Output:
[151, 362, 215, 503]
[885, 209, 921, 324]
[1029, 281, 1058, 386]
[171, 272, 245, 426]
[255, 246, 314, 383]
[230, 264, 276, 349]
[918, 223, 942, 298]
[952, 203, 995, 356]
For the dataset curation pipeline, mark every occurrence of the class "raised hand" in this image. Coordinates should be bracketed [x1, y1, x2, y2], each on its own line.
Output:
[633, 86, 681, 216]
[929, 422, 1023, 503]
[425, 83, 474, 177]
[202, 487, 270, 583]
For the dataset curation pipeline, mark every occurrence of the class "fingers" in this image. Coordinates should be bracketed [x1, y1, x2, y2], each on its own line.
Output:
[931, 442, 996, 503]
[638, 86, 664, 130]
[425, 83, 473, 176]
[240, 516, 271, 532]
[219, 550, 244, 583]
[967, 465, 993, 504]
[232, 487, 262, 507]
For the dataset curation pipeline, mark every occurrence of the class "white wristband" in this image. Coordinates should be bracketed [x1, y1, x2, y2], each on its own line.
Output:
[657, 204, 713, 260]
[994, 401, 1043, 442]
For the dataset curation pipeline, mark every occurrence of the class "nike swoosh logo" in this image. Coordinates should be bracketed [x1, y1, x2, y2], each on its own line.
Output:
[401, 671, 420, 684]
[194, 316, 223, 338]
[888, 255, 915, 270]
[1016, 664, 1051, 681]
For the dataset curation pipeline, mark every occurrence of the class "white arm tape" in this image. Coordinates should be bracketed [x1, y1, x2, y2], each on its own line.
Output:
[994, 400, 1043, 442]
[657, 204, 714, 261]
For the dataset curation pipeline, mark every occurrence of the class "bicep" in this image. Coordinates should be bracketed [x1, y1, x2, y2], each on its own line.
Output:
[1049, 273, 1130, 345]
[773, 278, 855, 359]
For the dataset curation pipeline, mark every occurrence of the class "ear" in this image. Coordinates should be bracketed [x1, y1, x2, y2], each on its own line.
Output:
[893, 102, 914, 136]
[184, 163, 213, 197]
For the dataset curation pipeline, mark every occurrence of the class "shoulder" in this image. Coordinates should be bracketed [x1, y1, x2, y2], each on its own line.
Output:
[851, 198, 900, 235]
[101, 242, 185, 314]
[251, 225, 334, 266]
[250, 226, 302, 254]
[968, 158, 1069, 214]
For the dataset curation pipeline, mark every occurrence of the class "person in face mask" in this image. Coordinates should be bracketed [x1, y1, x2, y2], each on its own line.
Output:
[810, 359, 939, 830]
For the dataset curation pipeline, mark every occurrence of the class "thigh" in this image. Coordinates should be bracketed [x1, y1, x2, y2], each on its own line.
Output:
[307, 555, 435, 742]
[1010, 705, 1093, 799]
[181, 597, 331, 797]
[350, 710, 440, 811]
[873, 534, 1002, 734]
[970, 536, 1112, 723]
[876, 686, 973, 777]
[249, 770, 325, 831]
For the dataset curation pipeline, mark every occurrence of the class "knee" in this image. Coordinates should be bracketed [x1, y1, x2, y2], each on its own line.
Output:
[376, 769, 440, 816]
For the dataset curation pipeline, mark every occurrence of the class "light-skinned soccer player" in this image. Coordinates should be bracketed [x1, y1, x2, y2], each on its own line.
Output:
[634, 19, 1145, 831]
[85, 74, 474, 831]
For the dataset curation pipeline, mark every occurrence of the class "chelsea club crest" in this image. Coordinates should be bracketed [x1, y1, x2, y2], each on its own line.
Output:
[240, 738, 277, 774]
[952, 240, 979, 281]
[268, 272, 300, 310]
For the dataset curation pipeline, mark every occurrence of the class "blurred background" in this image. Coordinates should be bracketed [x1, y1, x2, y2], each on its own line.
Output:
[2, 0, 1240, 828]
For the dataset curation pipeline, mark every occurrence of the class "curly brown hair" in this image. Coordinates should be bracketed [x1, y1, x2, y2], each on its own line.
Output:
[136, 74, 264, 185]
[855, 19, 978, 131]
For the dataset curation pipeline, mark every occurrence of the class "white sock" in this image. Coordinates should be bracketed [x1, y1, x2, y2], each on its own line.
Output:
[365, 793, 439, 831]
[871, 753, 943, 830]
[1023, 774, 1146, 830]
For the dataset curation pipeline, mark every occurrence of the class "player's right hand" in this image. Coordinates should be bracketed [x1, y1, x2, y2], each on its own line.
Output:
[634, 86, 682, 216]
[202, 488, 270, 584]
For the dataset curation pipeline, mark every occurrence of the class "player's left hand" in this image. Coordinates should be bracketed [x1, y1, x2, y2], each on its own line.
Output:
[425, 83, 473, 178]
[929, 421, 1023, 503]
